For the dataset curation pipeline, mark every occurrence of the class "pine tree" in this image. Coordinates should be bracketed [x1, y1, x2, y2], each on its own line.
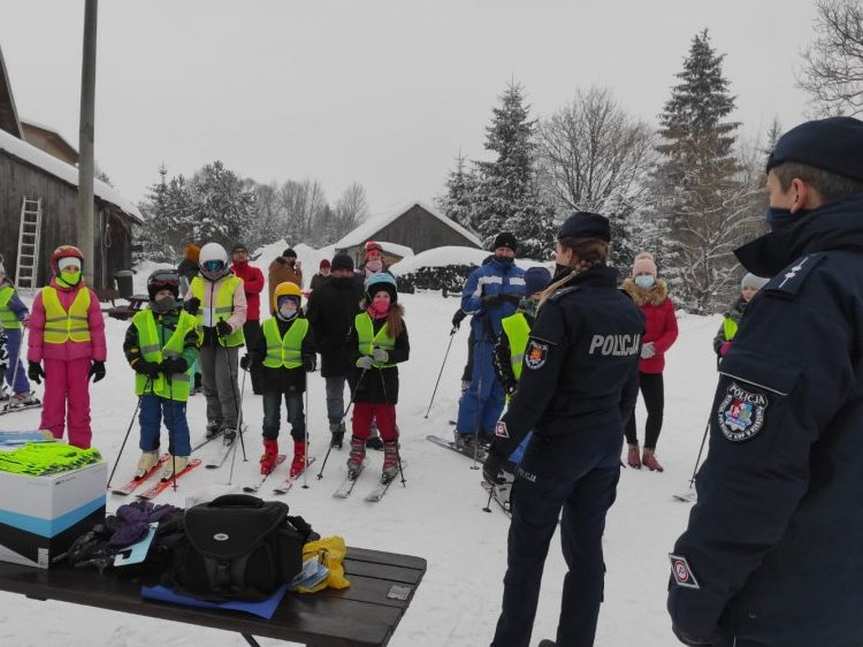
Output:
[188, 161, 256, 248]
[472, 83, 555, 259]
[653, 30, 755, 313]
[436, 150, 478, 230]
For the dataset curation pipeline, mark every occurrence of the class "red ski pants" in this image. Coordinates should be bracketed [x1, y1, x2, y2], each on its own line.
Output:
[40, 358, 92, 449]
[352, 402, 397, 442]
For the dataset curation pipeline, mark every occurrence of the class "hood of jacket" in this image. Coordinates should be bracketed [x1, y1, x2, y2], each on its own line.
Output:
[622, 277, 669, 307]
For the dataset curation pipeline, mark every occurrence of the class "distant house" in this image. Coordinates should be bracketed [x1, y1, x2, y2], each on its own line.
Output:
[334, 202, 482, 267]
[0, 45, 141, 296]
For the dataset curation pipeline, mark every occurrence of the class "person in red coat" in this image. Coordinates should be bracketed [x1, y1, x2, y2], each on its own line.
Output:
[231, 244, 266, 395]
[622, 252, 678, 472]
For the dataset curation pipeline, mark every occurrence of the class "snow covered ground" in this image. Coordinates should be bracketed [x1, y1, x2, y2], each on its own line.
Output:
[0, 289, 721, 646]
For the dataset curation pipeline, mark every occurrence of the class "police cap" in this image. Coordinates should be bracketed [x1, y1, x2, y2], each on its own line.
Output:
[557, 211, 611, 242]
[766, 116, 863, 181]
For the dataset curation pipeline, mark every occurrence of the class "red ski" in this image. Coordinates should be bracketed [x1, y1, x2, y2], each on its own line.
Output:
[110, 454, 171, 496]
[242, 454, 286, 493]
[273, 456, 317, 495]
[136, 458, 202, 500]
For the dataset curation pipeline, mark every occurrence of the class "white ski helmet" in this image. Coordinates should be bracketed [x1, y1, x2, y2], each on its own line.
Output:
[199, 242, 229, 281]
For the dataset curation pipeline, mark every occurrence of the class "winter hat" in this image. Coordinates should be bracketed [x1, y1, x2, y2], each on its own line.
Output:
[183, 244, 200, 263]
[557, 212, 611, 242]
[364, 272, 398, 303]
[632, 252, 657, 277]
[282, 248, 297, 259]
[766, 116, 863, 181]
[741, 273, 770, 291]
[492, 232, 518, 253]
[331, 253, 354, 272]
[320, 259, 331, 270]
[524, 266, 552, 295]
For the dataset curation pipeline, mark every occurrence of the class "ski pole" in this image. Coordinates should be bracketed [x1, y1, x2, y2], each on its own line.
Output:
[317, 369, 366, 480]
[688, 417, 711, 488]
[106, 376, 151, 490]
[227, 364, 249, 486]
[168, 375, 178, 492]
[219, 327, 247, 462]
[424, 328, 457, 419]
[482, 484, 494, 513]
[302, 386, 310, 489]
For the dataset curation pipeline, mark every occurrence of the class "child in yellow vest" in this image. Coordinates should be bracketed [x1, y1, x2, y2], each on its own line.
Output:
[0, 259, 38, 409]
[124, 270, 201, 480]
[243, 281, 316, 477]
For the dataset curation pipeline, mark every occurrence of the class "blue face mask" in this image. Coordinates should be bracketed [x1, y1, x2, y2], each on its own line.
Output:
[634, 275, 655, 290]
[766, 206, 809, 232]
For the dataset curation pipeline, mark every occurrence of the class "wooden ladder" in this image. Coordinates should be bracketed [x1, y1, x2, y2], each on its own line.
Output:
[15, 197, 42, 292]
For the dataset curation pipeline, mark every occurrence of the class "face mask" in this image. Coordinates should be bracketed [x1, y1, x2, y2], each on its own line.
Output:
[634, 275, 656, 289]
[59, 270, 81, 287]
[766, 206, 809, 232]
[496, 254, 514, 264]
[278, 303, 298, 320]
[366, 259, 383, 273]
[152, 295, 176, 314]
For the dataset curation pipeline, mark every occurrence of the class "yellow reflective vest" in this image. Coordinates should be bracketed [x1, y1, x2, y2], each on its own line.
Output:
[0, 286, 21, 331]
[190, 275, 245, 347]
[355, 313, 395, 368]
[132, 309, 200, 401]
[501, 312, 531, 382]
[723, 316, 739, 342]
[42, 286, 91, 344]
[262, 317, 309, 369]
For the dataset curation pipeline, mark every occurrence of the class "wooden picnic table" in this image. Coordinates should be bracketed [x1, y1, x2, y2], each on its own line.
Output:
[0, 546, 427, 647]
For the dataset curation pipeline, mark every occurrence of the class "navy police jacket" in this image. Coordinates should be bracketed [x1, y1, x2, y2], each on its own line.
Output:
[491, 265, 643, 461]
[668, 195, 863, 647]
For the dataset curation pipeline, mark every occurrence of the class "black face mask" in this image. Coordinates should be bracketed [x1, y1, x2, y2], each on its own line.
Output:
[766, 206, 809, 233]
[152, 296, 178, 314]
[495, 254, 514, 264]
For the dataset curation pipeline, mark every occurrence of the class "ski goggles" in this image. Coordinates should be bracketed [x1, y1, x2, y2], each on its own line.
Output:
[149, 270, 180, 292]
[201, 260, 226, 273]
[58, 257, 82, 272]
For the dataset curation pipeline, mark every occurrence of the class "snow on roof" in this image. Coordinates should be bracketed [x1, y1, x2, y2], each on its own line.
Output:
[389, 245, 549, 276]
[376, 241, 413, 258]
[334, 201, 482, 250]
[20, 118, 78, 155]
[0, 126, 143, 223]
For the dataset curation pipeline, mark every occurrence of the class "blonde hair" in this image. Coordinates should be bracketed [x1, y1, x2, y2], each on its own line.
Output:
[539, 238, 610, 307]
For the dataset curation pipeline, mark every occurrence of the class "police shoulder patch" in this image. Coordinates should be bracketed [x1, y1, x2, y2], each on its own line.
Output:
[525, 339, 549, 370]
[717, 381, 768, 442]
[765, 253, 826, 299]
[668, 554, 700, 589]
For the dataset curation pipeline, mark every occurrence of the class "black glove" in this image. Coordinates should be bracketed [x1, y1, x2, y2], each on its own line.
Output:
[451, 309, 466, 330]
[28, 361, 45, 384]
[303, 355, 317, 372]
[134, 359, 162, 379]
[89, 360, 106, 383]
[184, 297, 201, 316]
[482, 451, 507, 487]
[160, 357, 188, 374]
[481, 294, 502, 307]
[240, 354, 251, 371]
[671, 625, 715, 646]
[216, 320, 233, 338]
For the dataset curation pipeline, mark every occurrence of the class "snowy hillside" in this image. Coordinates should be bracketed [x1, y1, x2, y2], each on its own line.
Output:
[0, 291, 721, 646]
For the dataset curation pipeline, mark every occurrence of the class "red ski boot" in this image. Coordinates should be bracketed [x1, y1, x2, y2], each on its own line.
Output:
[289, 441, 307, 478]
[642, 448, 664, 472]
[260, 438, 279, 475]
[627, 444, 642, 469]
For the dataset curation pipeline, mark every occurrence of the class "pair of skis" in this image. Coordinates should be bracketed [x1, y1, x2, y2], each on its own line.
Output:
[110, 454, 202, 499]
[241, 456, 318, 495]
[426, 434, 489, 462]
[0, 401, 41, 416]
[332, 465, 399, 502]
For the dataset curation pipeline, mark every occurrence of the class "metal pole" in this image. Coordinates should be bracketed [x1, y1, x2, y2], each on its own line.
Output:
[78, 0, 98, 287]
[424, 328, 457, 419]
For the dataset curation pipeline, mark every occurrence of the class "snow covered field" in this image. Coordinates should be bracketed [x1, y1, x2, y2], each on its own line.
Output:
[0, 288, 721, 646]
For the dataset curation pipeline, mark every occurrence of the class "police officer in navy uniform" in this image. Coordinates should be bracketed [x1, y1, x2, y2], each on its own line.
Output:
[668, 117, 863, 647]
[484, 212, 643, 647]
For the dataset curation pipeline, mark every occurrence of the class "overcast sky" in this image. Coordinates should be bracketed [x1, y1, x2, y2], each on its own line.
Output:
[2, 0, 816, 217]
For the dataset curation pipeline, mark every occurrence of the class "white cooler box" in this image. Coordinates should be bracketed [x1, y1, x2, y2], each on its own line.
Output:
[0, 461, 106, 568]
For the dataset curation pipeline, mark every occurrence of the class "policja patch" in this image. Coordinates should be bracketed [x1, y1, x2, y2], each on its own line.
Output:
[718, 382, 768, 442]
[525, 340, 549, 370]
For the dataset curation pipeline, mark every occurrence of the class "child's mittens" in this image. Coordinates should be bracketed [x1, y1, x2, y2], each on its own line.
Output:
[356, 356, 374, 370]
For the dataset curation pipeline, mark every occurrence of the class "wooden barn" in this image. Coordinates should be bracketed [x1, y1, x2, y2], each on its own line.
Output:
[334, 202, 482, 267]
[0, 45, 141, 296]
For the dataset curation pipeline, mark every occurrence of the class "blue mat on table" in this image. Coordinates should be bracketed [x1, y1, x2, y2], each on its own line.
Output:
[141, 583, 290, 620]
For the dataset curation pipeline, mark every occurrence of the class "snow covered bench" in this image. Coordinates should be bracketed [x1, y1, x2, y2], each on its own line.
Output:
[0, 546, 427, 646]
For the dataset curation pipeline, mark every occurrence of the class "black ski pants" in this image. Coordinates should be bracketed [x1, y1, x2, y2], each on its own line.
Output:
[491, 432, 620, 647]
[624, 371, 664, 450]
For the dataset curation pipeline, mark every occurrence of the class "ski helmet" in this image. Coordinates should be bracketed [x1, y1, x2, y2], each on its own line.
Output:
[50, 245, 84, 276]
[147, 269, 180, 302]
[364, 240, 383, 259]
[198, 242, 229, 280]
[272, 281, 303, 312]
[364, 272, 397, 303]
